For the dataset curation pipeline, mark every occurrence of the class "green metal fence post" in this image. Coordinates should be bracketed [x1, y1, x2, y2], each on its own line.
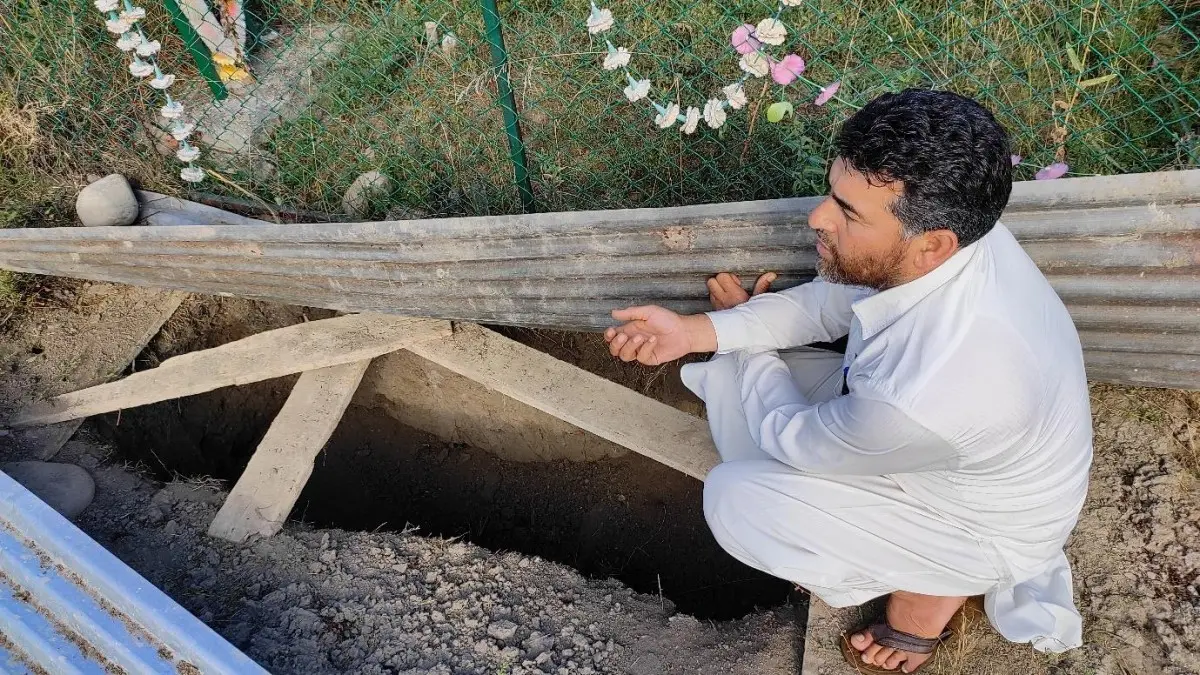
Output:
[479, 0, 537, 212]
[162, 0, 228, 101]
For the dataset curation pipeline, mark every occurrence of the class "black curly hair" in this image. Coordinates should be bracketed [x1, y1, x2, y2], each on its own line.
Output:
[834, 89, 1013, 247]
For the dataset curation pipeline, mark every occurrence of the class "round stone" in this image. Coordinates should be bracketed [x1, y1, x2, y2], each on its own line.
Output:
[342, 171, 393, 218]
[75, 174, 139, 227]
[1, 461, 95, 519]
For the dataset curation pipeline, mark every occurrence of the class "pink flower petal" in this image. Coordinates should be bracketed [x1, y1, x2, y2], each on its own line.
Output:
[732, 24, 761, 55]
[814, 80, 840, 105]
[771, 54, 805, 86]
[1010, 154, 1022, 166]
[1034, 162, 1069, 180]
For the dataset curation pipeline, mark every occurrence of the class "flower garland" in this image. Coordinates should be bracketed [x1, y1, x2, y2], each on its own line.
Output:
[586, 3, 1070, 181]
[587, 1, 840, 133]
[95, 0, 205, 183]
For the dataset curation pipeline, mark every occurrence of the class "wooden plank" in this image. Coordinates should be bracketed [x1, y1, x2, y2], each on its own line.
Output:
[135, 190, 270, 227]
[0, 285, 187, 461]
[207, 359, 370, 543]
[10, 314, 450, 428]
[32, 290, 186, 460]
[406, 324, 720, 481]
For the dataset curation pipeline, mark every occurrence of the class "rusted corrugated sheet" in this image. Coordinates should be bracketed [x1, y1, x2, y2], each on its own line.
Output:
[0, 471, 268, 674]
[0, 171, 1194, 390]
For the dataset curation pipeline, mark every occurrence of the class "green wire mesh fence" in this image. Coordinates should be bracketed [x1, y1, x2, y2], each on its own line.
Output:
[2, 0, 1198, 221]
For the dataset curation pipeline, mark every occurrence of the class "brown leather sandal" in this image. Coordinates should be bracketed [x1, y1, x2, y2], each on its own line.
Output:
[839, 622, 953, 674]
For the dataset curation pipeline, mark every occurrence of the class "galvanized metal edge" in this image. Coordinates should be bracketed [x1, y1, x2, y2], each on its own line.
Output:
[0, 471, 268, 674]
[0, 171, 1194, 390]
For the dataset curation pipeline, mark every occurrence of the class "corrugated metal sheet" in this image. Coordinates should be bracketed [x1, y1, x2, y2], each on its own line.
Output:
[0, 470, 268, 674]
[0, 171, 1195, 390]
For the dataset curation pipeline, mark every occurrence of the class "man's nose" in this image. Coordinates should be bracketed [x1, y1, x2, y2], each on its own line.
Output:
[808, 197, 836, 232]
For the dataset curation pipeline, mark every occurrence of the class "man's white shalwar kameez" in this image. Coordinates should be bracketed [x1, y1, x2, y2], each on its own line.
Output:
[682, 224, 1092, 652]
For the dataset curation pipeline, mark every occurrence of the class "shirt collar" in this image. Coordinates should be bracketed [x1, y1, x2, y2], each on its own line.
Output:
[851, 229, 986, 340]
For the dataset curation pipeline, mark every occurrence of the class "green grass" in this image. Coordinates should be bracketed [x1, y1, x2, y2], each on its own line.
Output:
[0, 0, 193, 213]
[245, 0, 1200, 216]
[262, 1, 519, 217]
[0, 0, 201, 303]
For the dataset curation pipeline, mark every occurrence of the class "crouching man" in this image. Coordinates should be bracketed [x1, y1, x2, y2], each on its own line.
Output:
[605, 89, 1091, 673]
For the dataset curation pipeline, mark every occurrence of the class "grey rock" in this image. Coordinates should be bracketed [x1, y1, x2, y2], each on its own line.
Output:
[1, 461, 95, 519]
[76, 174, 139, 227]
[488, 619, 518, 641]
[150, 487, 176, 508]
[342, 171, 393, 218]
[144, 505, 166, 525]
[251, 154, 278, 181]
[523, 629, 554, 653]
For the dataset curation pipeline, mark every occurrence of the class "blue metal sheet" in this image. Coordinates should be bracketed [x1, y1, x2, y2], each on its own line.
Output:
[0, 472, 268, 674]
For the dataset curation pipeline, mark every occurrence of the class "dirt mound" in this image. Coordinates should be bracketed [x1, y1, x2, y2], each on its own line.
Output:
[63, 435, 798, 674]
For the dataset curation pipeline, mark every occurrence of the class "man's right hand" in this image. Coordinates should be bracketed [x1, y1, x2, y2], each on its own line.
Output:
[603, 306, 717, 366]
[708, 272, 777, 310]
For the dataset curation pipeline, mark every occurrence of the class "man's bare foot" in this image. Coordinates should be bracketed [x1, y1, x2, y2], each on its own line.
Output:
[849, 591, 966, 672]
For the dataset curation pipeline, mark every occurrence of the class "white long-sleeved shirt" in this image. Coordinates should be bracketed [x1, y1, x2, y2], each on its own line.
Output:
[703, 223, 1094, 577]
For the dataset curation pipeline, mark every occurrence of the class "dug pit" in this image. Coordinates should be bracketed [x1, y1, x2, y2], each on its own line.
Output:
[89, 298, 795, 622]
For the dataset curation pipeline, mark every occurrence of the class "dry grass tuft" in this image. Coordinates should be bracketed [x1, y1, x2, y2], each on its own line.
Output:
[0, 99, 44, 162]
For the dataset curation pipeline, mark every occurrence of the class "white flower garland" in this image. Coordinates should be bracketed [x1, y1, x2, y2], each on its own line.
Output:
[586, 3, 1071, 179]
[95, 0, 205, 183]
[587, 1, 841, 133]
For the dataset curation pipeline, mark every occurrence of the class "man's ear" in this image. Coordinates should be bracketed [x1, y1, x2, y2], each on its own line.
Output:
[912, 230, 959, 274]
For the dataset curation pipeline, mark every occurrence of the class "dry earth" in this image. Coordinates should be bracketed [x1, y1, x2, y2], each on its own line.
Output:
[1, 285, 1197, 674]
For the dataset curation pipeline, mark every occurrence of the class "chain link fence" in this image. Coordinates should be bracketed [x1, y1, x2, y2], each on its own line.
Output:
[2, 0, 1198, 221]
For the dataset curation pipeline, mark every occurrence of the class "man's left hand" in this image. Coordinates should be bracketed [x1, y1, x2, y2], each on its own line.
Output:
[708, 272, 777, 310]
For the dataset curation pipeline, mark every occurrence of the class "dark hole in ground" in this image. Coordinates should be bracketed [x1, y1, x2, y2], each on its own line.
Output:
[93, 381, 795, 621]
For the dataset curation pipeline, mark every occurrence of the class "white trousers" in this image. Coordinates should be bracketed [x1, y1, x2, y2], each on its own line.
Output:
[684, 350, 1082, 652]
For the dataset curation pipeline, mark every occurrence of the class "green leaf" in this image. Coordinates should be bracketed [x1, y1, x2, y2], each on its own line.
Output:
[1078, 73, 1118, 88]
[766, 101, 793, 123]
[1066, 44, 1085, 73]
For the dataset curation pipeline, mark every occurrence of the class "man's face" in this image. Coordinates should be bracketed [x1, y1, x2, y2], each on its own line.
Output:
[807, 158, 912, 290]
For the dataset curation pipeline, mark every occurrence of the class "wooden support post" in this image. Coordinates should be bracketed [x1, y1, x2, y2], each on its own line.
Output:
[207, 359, 370, 543]
[406, 323, 720, 481]
[11, 314, 450, 427]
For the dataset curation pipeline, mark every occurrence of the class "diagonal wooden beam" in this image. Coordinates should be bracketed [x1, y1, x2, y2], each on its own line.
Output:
[406, 323, 719, 481]
[207, 359, 370, 543]
[10, 314, 450, 428]
[5, 288, 187, 461]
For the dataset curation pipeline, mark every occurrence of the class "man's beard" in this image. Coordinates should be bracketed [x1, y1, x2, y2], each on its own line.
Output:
[816, 233, 909, 290]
